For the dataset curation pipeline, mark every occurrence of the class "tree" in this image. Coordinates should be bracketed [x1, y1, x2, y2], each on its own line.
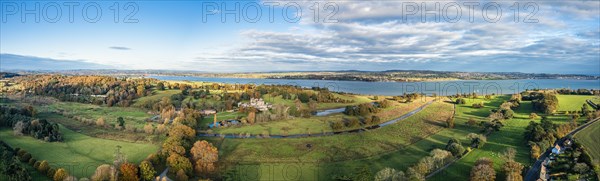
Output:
[530, 144, 541, 159]
[47, 167, 57, 178]
[503, 160, 524, 181]
[456, 98, 466, 104]
[91, 164, 114, 181]
[53, 168, 68, 181]
[190, 140, 219, 176]
[474, 157, 494, 168]
[374, 167, 406, 181]
[470, 157, 496, 181]
[143, 124, 154, 134]
[139, 161, 156, 181]
[502, 109, 514, 119]
[247, 109, 256, 124]
[38, 160, 49, 174]
[96, 117, 106, 127]
[573, 163, 589, 174]
[13, 121, 24, 136]
[117, 117, 125, 127]
[167, 154, 192, 175]
[503, 148, 517, 161]
[446, 117, 455, 128]
[156, 124, 167, 134]
[582, 104, 590, 116]
[529, 113, 538, 119]
[447, 143, 465, 157]
[406, 167, 424, 181]
[176, 169, 189, 181]
[445, 138, 465, 156]
[119, 162, 139, 181]
[467, 133, 487, 148]
[157, 82, 165, 90]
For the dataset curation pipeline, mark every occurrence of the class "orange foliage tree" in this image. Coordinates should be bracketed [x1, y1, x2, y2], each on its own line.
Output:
[190, 140, 219, 176]
[119, 162, 139, 181]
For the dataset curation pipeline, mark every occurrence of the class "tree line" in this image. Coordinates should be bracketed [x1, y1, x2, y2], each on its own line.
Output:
[0, 106, 62, 142]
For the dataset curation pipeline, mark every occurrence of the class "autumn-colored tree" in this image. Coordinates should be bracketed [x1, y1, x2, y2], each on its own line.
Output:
[169, 124, 196, 141]
[161, 137, 186, 156]
[247, 108, 256, 124]
[38, 160, 49, 174]
[139, 161, 156, 181]
[167, 154, 192, 175]
[143, 124, 154, 134]
[470, 157, 496, 181]
[96, 117, 105, 127]
[474, 157, 494, 168]
[137, 85, 146, 97]
[503, 160, 524, 181]
[529, 113, 538, 119]
[530, 144, 541, 159]
[91, 164, 115, 181]
[446, 117, 455, 128]
[156, 124, 167, 134]
[176, 169, 189, 181]
[53, 168, 68, 181]
[119, 162, 139, 181]
[190, 140, 219, 176]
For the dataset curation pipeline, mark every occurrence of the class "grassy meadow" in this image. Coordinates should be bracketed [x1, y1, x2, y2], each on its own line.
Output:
[556, 95, 597, 112]
[212, 100, 454, 180]
[430, 97, 585, 180]
[211, 97, 433, 135]
[0, 125, 159, 178]
[575, 120, 600, 162]
[40, 101, 153, 129]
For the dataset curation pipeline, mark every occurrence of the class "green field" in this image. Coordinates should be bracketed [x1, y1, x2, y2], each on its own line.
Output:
[132, 89, 181, 108]
[0, 125, 160, 178]
[430, 98, 578, 180]
[213, 100, 454, 180]
[591, 96, 600, 105]
[575, 120, 600, 161]
[39, 101, 153, 129]
[557, 95, 597, 112]
[212, 97, 433, 135]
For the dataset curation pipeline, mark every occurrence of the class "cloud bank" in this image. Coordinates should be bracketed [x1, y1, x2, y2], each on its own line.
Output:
[192, 0, 600, 74]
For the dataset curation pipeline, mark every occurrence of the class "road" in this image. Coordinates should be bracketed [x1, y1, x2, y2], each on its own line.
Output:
[157, 167, 172, 181]
[524, 117, 600, 181]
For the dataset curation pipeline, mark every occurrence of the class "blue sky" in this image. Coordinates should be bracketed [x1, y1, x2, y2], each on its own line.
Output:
[1, 0, 599, 74]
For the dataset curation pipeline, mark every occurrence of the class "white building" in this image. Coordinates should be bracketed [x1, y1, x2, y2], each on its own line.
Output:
[238, 98, 272, 112]
[551, 144, 562, 155]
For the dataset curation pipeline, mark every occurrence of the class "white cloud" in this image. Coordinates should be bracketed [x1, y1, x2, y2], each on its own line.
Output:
[187, 0, 600, 73]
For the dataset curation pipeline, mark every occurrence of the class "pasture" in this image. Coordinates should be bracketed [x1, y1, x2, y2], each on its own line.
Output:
[556, 95, 597, 112]
[0, 125, 159, 178]
[430, 98, 578, 180]
[575, 120, 600, 161]
[40, 101, 152, 129]
[213, 100, 454, 180]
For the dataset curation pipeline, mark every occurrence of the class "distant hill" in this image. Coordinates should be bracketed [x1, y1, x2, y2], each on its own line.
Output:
[0, 54, 111, 71]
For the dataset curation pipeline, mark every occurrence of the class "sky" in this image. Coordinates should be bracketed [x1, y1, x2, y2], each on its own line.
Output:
[1, 0, 599, 74]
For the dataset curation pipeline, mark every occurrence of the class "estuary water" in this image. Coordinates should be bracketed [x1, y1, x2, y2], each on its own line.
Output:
[149, 75, 600, 96]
